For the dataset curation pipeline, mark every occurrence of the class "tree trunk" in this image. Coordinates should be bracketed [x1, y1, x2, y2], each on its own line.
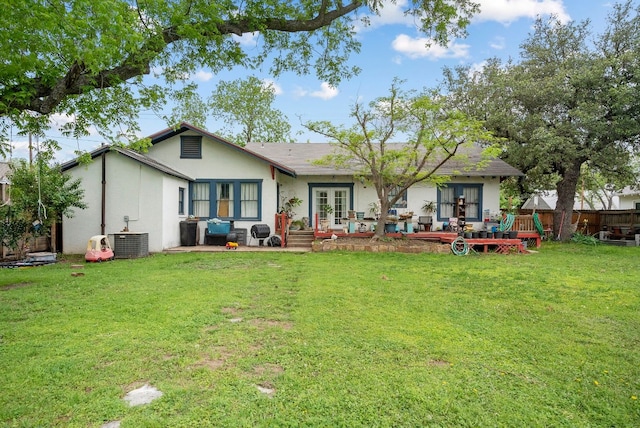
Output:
[373, 198, 391, 239]
[553, 160, 582, 241]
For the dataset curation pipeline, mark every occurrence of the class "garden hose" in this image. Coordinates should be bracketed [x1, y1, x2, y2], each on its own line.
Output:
[533, 213, 545, 236]
[499, 214, 515, 232]
[451, 236, 470, 256]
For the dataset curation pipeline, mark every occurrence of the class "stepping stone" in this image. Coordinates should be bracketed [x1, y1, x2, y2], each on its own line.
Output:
[123, 384, 163, 406]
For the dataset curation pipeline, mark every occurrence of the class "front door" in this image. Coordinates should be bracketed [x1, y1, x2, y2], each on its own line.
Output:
[314, 188, 349, 230]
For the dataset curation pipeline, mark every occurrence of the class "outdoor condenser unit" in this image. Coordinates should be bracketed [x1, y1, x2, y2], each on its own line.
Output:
[112, 232, 149, 258]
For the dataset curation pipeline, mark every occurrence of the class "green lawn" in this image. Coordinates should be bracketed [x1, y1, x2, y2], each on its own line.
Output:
[1, 243, 639, 427]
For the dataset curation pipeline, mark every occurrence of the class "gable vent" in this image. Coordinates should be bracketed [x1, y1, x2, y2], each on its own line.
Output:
[181, 136, 202, 159]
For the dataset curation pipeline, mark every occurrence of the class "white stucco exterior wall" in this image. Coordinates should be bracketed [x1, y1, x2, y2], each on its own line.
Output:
[276, 174, 501, 231]
[62, 156, 104, 253]
[62, 152, 189, 254]
[146, 132, 280, 244]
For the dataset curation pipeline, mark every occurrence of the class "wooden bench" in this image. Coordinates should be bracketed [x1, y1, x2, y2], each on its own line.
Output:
[509, 215, 544, 248]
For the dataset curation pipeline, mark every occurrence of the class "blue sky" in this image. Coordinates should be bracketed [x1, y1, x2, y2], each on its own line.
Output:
[5, 0, 619, 162]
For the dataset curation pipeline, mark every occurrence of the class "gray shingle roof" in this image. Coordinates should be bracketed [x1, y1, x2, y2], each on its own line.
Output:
[244, 142, 523, 177]
[60, 146, 194, 181]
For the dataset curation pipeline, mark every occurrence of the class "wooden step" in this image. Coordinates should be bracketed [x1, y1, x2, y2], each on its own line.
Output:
[287, 230, 315, 247]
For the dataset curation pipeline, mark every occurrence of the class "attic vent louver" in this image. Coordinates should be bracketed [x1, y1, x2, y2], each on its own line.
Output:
[180, 136, 202, 159]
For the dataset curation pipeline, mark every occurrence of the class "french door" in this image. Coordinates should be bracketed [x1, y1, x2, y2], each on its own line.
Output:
[314, 188, 349, 230]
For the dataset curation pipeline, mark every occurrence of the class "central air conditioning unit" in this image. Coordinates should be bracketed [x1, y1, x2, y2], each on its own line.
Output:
[111, 232, 149, 258]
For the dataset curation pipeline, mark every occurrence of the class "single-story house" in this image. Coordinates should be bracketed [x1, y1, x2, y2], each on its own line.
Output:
[615, 187, 640, 210]
[60, 123, 523, 253]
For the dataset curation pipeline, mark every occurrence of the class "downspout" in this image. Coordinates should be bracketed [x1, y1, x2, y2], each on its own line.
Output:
[101, 152, 106, 235]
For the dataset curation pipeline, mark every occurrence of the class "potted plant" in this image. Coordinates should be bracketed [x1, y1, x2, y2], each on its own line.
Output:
[419, 200, 436, 231]
[282, 196, 303, 218]
[319, 204, 333, 231]
[368, 201, 381, 220]
[289, 219, 305, 231]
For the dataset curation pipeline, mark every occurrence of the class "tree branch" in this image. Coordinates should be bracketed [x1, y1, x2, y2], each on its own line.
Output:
[4, 1, 363, 115]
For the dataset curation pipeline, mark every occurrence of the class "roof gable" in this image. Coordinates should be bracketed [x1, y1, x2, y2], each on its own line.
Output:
[60, 146, 194, 181]
[149, 123, 297, 177]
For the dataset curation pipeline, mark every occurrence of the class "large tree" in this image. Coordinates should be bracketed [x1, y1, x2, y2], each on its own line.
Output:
[305, 80, 500, 238]
[442, 1, 640, 240]
[208, 76, 292, 145]
[1, 156, 86, 258]
[0, 0, 479, 156]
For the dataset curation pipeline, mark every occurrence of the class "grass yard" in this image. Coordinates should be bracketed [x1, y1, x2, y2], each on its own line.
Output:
[1, 243, 639, 427]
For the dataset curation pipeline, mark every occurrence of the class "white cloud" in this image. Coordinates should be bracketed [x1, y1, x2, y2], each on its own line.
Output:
[48, 113, 99, 136]
[293, 83, 338, 100]
[354, 0, 571, 34]
[490, 36, 506, 50]
[232, 32, 259, 46]
[468, 61, 489, 76]
[261, 78, 283, 95]
[392, 35, 470, 60]
[475, 0, 571, 24]
[293, 86, 308, 98]
[310, 82, 339, 100]
[193, 70, 213, 82]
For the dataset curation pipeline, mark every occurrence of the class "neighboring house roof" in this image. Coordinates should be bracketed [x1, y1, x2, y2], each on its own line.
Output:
[522, 191, 617, 210]
[614, 186, 640, 197]
[149, 123, 297, 177]
[244, 142, 524, 177]
[0, 161, 10, 185]
[521, 194, 554, 210]
[60, 145, 194, 181]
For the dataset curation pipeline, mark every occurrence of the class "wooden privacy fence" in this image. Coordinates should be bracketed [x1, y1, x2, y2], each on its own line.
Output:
[1, 235, 50, 260]
[518, 209, 639, 236]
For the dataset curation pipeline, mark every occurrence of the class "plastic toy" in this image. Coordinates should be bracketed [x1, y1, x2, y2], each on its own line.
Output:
[225, 241, 238, 250]
[85, 235, 115, 262]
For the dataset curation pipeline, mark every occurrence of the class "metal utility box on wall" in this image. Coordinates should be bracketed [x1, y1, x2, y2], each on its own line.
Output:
[110, 232, 149, 258]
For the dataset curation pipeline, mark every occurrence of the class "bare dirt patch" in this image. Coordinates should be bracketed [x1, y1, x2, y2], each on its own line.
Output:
[428, 359, 451, 367]
[194, 358, 226, 370]
[249, 319, 293, 331]
[1, 282, 34, 291]
[221, 306, 243, 316]
[253, 363, 284, 376]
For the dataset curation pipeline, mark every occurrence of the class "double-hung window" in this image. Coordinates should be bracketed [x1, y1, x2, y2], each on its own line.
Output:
[192, 182, 210, 217]
[178, 187, 185, 215]
[389, 186, 408, 208]
[190, 180, 261, 220]
[437, 184, 483, 221]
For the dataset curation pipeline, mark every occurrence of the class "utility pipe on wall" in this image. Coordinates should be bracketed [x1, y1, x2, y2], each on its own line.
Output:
[101, 152, 106, 235]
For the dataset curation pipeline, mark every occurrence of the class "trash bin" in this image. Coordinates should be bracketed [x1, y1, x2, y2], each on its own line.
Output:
[234, 228, 247, 245]
[180, 221, 198, 246]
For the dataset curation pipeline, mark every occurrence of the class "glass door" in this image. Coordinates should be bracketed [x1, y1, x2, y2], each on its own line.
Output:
[314, 188, 349, 230]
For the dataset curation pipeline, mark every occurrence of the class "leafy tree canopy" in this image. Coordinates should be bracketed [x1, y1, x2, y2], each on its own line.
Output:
[305, 79, 501, 238]
[207, 76, 292, 145]
[0, 0, 479, 156]
[2, 157, 86, 257]
[441, 1, 640, 239]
